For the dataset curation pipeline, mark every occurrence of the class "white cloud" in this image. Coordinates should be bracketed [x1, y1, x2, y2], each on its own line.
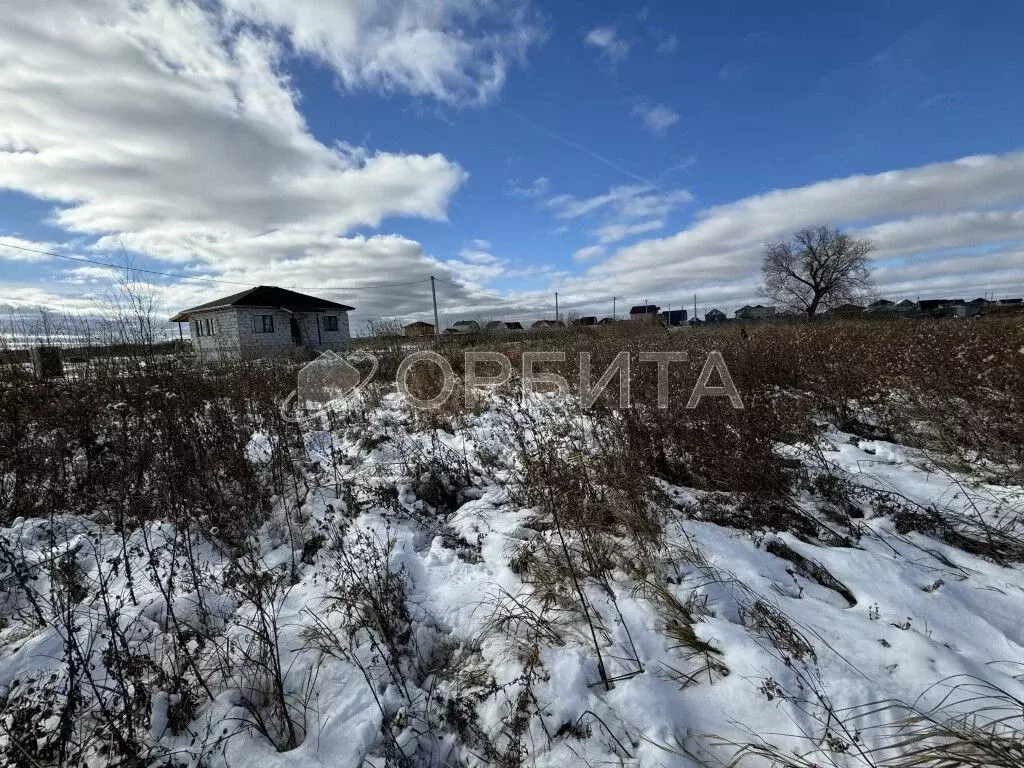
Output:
[572, 245, 605, 262]
[861, 209, 1024, 258]
[64, 265, 124, 284]
[459, 243, 501, 264]
[0, 0, 483, 321]
[655, 34, 678, 55]
[592, 219, 664, 244]
[551, 150, 1024, 312]
[222, 0, 544, 105]
[510, 176, 550, 198]
[546, 184, 693, 220]
[584, 26, 629, 61]
[632, 103, 679, 135]
[0, 237, 66, 262]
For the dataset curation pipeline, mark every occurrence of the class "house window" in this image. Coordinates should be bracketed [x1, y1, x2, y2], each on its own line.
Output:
[194, 317, 215, 337]
[322, 315, 339, 332]
[254, 314, 274, 333]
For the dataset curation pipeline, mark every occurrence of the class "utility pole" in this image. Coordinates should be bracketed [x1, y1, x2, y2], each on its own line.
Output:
[693, 293, 697, 320]
[555, 292, 559, 322]
[430, 275, 440, 336]
[612, 296, 618, 320]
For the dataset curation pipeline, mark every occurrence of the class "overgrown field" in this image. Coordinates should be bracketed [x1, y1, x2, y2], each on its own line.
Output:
[1, 317, 1022, 768]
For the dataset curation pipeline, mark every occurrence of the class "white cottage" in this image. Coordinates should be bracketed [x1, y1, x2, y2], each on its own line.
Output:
[170, 286, 354, 359]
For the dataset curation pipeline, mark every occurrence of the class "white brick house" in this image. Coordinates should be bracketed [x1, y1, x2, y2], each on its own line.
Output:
[170, 286, 353, 359]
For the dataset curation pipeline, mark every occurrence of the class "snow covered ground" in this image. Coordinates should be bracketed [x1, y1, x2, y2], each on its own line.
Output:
[1, 390, 1022, 767]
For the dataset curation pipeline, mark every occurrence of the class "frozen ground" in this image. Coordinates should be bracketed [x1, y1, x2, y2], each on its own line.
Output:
[1, 392, 1022, 767]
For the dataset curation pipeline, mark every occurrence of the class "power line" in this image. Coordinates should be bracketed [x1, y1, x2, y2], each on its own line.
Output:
[433, 277, 514, 302]
[0, 241, 431, 292]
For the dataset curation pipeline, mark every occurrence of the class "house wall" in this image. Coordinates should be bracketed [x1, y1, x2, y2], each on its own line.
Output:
[236, 309, 351, 356]
[189, 309, 242, 360]
[190, 308, 350, 359]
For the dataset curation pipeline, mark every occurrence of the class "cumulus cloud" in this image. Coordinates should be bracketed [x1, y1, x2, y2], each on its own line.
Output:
[0, 0, 490, 322]
[510, 176, 551, 198]
[632, 103, 679, 135]
[655, 34, 678, 55]
[584, 26, 629, 61]
[546, 184, 693, 221]
[572, 245, 605, 262]
[592, 219, 664, 244]
[1, 0, 466, 241]
[0, 237, 67, 262]
[551, 151, 1024, 314]
[458, 242, 501, 264]
[222, 0, 543, 105]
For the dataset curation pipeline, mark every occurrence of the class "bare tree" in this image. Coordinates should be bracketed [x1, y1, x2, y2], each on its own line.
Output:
[92, 251, 164, 353]
[759, 225, 875, 317]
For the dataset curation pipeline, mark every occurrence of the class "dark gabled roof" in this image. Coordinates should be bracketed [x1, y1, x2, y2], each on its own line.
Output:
[170, 285, 354, 322]
[505, 321, 524, 330]
[404, 321, 434, 328]
[629, 305, 660, 314]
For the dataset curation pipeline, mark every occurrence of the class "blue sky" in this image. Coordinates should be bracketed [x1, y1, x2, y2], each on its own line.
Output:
[2, 0, 1023, 328]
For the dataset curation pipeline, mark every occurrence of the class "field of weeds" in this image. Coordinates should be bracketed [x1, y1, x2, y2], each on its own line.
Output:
[0, 316, 1022, 768]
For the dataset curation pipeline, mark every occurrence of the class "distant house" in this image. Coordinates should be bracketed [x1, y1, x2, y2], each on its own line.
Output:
[661, 309, 687, 326]
[955, 304, 983, 318]
[531, 319, 564, 329]
[403, 321, 434, 338]
[571, 316, 597, 326]
[867, 299, 895, 313]
[1000, 298, 1023, 305]
[598, 317, 618, 325]
[705, 308, 727, 323]
[629, 304, 661, 322]
[487, 320, 526, 332]
[735, 305, 775, 321]
[894, 299, 917, 315]
[446, 320, 481, 334]
[170, 285, 353, 359]
[484, 320, 525, 332]
[919, 298, 965, 317]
